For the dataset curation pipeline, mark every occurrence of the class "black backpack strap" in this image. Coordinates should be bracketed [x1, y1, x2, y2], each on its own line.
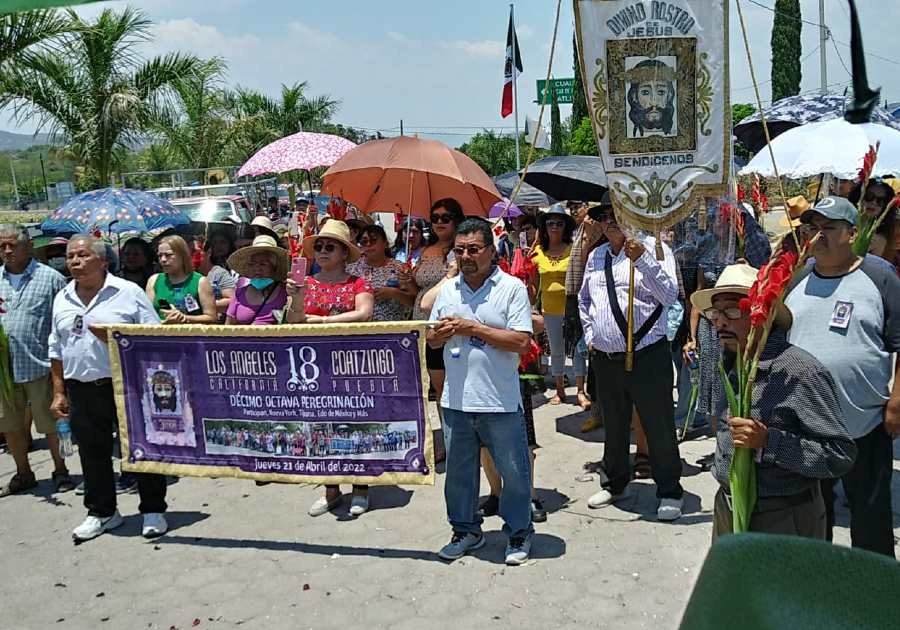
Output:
[604, 251, 663, 346]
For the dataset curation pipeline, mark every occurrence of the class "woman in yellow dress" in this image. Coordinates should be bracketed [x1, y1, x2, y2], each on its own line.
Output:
[533, 205, 588, 407]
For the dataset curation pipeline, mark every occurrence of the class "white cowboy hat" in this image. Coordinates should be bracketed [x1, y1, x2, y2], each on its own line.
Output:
[690, 263, 792, 329]
[226, 235, 290, 281]
[302, 220, 361, 262]
[249, 215, 279, 240]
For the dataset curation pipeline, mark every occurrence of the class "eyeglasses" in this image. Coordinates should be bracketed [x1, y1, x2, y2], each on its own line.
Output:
[430, 213, 455, 225]
[313, 241, 339, 253]
[358, 237, 380, 246]
[703, 307, 744, 321]
[545, 220, 566, 228]
[452, 244, 490, 257]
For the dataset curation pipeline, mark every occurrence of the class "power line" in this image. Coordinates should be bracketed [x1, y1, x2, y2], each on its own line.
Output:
[830, 36, 852, 77]
[732, 43, 821, 92]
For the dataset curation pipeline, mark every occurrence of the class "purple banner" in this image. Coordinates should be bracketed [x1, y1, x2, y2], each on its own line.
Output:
[111, 325, 434, 485]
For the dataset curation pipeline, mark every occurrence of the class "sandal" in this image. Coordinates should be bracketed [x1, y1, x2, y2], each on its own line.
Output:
[632, 453, 652, 480]
[0, 472, 37, 497]
[576, 392, 591, 410]
[52, 470, 76, 493]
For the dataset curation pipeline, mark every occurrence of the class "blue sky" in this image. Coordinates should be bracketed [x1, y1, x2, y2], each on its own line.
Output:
[5, 0, 900, 146]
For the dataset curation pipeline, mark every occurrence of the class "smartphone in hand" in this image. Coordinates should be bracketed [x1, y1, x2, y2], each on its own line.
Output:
[291, 257, 307, 285]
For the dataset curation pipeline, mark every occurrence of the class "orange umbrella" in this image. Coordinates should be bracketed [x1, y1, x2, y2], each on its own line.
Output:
[321, 136, 500, 217]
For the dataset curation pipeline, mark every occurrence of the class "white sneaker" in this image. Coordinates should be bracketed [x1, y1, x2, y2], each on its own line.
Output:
[587, 488, 626, 509]
[308, 493, 342, 517]
[349, 494, 369, 517]
[142, 513, 168, 538]
[72, 511, 123, 541]
[657, 497, 683, 522]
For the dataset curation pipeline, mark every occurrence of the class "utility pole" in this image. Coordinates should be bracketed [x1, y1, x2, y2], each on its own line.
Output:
[9, 158, 20, 205]
[819, 0, 828, 94]
[39, 153, 49, 209]
[511, 3, 521, 171]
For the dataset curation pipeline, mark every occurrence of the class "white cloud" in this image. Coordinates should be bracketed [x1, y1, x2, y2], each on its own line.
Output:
[447, 39, 505, 59]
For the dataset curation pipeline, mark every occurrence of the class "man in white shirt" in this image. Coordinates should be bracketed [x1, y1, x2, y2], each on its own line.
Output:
[48, 235, 169, 542]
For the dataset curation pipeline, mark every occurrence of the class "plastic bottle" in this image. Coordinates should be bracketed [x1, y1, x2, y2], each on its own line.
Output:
[56, 418, 75, 458]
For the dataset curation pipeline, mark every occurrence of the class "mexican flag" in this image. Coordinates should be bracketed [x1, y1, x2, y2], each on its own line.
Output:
[500, 8, 523, 119]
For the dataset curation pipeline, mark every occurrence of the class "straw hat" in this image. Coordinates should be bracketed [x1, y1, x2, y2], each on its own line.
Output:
[227, 235, 290, 281]
[690, 263, 792, 329]
[302, 220, 360, 262]
[249, 215, 279, 240]
[785, 196, 810, 222]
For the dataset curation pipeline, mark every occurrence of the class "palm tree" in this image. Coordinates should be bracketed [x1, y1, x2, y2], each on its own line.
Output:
[152, 58, 232, 171]
[0, 8, 73, 75]
[2, 7, 202, 186]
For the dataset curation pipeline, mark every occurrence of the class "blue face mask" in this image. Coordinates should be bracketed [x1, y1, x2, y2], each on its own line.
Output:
[249, 277, 275, 291]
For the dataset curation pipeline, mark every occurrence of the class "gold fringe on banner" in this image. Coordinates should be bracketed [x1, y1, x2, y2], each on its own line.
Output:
[655, 232, 664, 260]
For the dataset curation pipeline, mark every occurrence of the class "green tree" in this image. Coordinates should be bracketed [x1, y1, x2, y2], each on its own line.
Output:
[2, 8, 202, 186]
[571, 32, 588, 130]
[152, 58, 231, 171]
[458, 130, 520, 176]
[567, 117, 598, 156]
[731, 103, 757, 127]
[770, 0, 802, 102]
[550, 83, 566, 155]
[0, 9, 74, 79]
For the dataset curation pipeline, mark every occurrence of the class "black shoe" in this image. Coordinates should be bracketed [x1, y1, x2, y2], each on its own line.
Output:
[115, 473, 137, 494]
[531, 498, 547, 523]
[478, 494, 500, 517]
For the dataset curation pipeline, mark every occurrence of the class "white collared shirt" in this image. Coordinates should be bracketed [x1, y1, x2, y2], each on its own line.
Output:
[48, 273, 159, 382]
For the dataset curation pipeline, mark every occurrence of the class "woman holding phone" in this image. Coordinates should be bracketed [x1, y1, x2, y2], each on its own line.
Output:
[224, 235, 290, 326]
[146, 235, 217, 324]
[285, 221, 375, 517]
[350, 224, 415, 321]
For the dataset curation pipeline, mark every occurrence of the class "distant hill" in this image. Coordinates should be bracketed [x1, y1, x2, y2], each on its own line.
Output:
[0, 130, 52, 151]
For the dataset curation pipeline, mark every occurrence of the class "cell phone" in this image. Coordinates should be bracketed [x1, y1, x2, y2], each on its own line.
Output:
[158, 299, 171, 310]
[291, 257, 307, 284]
[519, 232, 528, 249]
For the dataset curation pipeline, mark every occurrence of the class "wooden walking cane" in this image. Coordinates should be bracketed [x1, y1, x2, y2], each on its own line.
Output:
[625, 259, 635, 372]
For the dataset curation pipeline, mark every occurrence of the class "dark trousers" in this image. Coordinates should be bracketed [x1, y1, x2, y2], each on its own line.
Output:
[67, 380, 167, 518]
[592, 339, 683, 499]
[712, 485, 826, 541]
[821, 423, 895, 557]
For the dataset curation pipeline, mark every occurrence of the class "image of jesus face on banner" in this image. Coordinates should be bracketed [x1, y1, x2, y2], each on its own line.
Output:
[625, 57, 677, 138]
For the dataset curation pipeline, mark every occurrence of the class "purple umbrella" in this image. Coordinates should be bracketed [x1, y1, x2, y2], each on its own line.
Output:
[489, 199, 523, 218]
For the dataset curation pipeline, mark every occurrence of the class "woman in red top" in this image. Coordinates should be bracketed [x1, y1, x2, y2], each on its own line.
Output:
[286, 221, 374, 517]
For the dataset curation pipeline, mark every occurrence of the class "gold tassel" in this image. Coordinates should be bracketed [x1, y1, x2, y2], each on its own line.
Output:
[698, 205, 707, 231]
[655, 230, 664, 260]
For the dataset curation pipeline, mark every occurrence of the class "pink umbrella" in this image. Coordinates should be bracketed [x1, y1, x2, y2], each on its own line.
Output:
[236, 131, 357, 177]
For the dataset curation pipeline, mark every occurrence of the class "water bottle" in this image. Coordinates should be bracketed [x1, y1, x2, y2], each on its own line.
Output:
[57, 418, 75, 458]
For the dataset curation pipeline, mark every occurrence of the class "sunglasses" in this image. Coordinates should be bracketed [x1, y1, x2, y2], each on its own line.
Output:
[358, 237, 381, 246]
[430, 213, 455, 225]
[545, 220, 566, 228]
[864, 191, 891, 204]
[703, 307, 744, 321]
[313, 241, 339, 253]
[452, 244, 489, 257]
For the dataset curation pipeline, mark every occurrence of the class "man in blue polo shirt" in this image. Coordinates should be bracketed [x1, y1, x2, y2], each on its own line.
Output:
[427, 218, 534, 566]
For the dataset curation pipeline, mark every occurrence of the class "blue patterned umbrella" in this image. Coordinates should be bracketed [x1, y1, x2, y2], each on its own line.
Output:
[40, 188, 190, 236]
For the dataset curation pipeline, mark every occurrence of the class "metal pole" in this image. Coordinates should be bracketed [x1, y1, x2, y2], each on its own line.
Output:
[400, 119, 404, 136]
[819, 0, 828, 94]
[39, 153, 49, 210]
[9, 158, 20, 205]
[511, 3, 521, 171]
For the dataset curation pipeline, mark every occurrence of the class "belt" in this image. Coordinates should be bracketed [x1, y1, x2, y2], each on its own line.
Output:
[591, 337, 667, 361]
[721, 487, 815, 513]
[68, 378, 112, 387]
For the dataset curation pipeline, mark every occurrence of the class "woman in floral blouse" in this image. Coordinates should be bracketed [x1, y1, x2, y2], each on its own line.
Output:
[349, 225, 415, 321]
[286, 220, 375, 518]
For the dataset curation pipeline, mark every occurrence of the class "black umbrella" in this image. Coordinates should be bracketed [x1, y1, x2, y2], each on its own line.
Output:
[734, 93, 900, 154]
[492, 171, 555, 207]
[521, 155, 608, 202]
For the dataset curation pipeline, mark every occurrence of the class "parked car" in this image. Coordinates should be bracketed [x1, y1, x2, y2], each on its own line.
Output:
[171, 195, 253, 225]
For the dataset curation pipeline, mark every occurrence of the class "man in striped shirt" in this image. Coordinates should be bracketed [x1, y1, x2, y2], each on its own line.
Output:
[578, 207, 685, 521]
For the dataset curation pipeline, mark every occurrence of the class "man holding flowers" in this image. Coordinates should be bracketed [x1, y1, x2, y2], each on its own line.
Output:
[785, 196, 900, 557]
[693, 263, 856, 540]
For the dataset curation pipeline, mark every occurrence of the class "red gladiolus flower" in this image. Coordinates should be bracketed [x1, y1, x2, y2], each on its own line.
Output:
[738, 297, 751, 313]
[857, 144, 879, 184]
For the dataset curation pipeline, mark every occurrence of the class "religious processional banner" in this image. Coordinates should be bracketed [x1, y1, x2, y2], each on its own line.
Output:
[575, 0, 730, 233]
[108, 323, 434, 486]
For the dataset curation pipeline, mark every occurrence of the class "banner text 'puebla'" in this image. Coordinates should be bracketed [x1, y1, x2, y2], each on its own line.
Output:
[575, 0, 730, 232]
[109, 323, 434, 486]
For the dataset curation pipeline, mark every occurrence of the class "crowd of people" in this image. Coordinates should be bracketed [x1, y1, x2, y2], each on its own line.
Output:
[205, 423, 417, 457]
[0, 173, 897, 566]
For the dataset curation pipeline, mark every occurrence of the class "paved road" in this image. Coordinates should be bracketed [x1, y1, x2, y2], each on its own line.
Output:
[0, 390, 897, 630]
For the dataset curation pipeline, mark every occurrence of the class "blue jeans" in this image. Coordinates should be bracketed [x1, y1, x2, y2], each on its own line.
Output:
[442, 408, 534, 540]
[544, 314, 586, 377]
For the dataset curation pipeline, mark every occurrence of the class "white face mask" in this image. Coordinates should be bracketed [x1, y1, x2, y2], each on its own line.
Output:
[48, 257, 67, 272]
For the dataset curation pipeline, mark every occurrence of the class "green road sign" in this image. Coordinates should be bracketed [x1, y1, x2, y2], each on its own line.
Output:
[536, 78, 575, 104]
